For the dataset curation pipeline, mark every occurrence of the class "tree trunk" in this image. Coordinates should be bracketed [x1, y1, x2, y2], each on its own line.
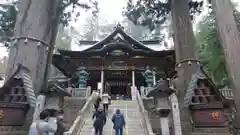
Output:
[212, 0, 240, 127]
[171, 0, 200, 134]
[5, 0, 60, 94]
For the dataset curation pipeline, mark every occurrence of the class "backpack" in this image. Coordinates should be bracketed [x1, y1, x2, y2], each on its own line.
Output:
[113, 114, 124, 128]
[94, 115, 102, 127]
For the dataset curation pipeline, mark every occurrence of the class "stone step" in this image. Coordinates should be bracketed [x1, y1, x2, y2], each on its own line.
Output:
[77, 101, 147, 135]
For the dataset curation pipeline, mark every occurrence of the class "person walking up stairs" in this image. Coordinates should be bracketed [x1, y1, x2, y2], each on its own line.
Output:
[111, 109, 125, 135]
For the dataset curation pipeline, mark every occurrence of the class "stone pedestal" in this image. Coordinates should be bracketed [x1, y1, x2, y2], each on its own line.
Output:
[74, 88, 87, 97]
[160, 117, 170, 135]
[169, 94, 182, 135]
[33, 94, 46, 122]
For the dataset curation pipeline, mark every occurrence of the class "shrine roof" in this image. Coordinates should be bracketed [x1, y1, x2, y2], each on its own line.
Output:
[81, 24, 155, 52]
[79, 40, 161, 45]
[75, 44, 167, 52]
[55, 24, 173, 57]
[45, 81, 72, 97]
[183, 67, 225, 108]
[56, 47, 174, 58]
[147, 79, 175, 97]
[0, 64, 36, 107]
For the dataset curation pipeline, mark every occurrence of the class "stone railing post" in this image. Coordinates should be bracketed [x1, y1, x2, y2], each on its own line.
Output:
[63, 94, 94, 135]
[136, 91, 155, 135]
[140, 86, 146, 97]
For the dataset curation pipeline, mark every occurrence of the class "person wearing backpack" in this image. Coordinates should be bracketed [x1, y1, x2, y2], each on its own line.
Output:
[55, 109, 66, 135]
[93, 92, 102, 111]
[111, 109, 125, 135]
[92, 109, 106, 135]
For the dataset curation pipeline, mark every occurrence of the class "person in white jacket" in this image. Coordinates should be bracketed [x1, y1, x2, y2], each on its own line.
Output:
[102, 93, 111, 113]
[28, 110, 57, 135]
[47, 109, 59, 135]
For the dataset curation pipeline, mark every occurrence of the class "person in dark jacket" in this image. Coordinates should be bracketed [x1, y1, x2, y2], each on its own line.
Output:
[94, 96, 102, 111]
[111, 109, 125, 135]
[92, 109, 106, 135]
[55, 110, 66, 135]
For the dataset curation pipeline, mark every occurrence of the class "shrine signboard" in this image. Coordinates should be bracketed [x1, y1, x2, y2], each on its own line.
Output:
[192, 109, 227, 127]
[108, 61, 128, 70]
[0, 106, 27, 126]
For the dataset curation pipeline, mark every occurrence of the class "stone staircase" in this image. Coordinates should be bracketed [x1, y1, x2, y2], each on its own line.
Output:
[77, 100, 147, 135]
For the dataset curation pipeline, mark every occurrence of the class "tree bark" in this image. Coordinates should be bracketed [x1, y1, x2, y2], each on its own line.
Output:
[171, 0, 200, 134]
[5, 0, 60, 94]
[212, 0, 240, 127]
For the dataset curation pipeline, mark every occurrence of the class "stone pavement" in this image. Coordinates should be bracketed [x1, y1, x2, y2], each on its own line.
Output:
[78, 100, 147, 135]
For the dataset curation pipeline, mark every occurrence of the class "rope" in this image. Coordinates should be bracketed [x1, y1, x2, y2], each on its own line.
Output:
[175, 59, 201, 68]
[11, 36, 49, 47]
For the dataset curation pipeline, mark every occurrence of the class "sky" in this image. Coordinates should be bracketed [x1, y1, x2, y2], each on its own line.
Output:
[0, 0, 239, 58]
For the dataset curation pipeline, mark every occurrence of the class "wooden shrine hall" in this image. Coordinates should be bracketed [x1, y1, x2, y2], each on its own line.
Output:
[52, 24, 175, 99]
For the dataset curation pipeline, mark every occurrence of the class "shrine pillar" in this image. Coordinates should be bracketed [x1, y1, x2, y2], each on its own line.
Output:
[132, 70, 135, 87]
[153, 72, 156, 85]
[100, 70, 104, 97]
[131, 70, 137, 100]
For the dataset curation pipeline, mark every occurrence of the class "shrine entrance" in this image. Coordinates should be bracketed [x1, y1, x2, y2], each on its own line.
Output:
[105, 70, 132, 100]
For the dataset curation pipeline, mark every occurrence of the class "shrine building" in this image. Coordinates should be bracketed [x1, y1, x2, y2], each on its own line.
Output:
[52, 24, 175, 99]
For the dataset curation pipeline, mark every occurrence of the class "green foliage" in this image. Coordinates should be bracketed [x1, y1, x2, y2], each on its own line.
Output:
[0, 0, 97, 47]
[121, 17, 159, 41]
[123, 0, 206, 31]
[55, 24, 71, 50]
[81, 14, 99, 40]
[195, 12, 230, 88]
[79, 16, 157, 41]
[0, 2, 17, 46]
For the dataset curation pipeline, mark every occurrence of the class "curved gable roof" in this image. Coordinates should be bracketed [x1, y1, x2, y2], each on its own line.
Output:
[83, 23, 154, 52]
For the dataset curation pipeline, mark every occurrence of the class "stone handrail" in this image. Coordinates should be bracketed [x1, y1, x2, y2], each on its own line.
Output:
[63, 94, 94, 135]
[136, 91, 155, 135]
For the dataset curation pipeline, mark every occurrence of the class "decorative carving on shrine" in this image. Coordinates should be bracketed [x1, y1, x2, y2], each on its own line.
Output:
[112, 71, 128, 76]
[110, 49, 126, 56]
[108, 60, 127, 70]
[184, 70, 227, 127]
[0, 64, 36, 126]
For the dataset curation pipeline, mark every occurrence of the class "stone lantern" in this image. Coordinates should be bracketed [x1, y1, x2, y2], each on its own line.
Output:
[142, 66, 154, 88]
[146, 79, 175, 135]
[44, 82, 72, 110]
[76, 70, 89, 89]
